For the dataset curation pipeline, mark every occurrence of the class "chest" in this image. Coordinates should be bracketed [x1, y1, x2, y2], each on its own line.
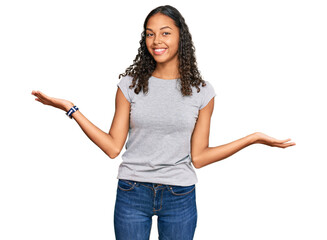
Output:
[129, 84, 201, 133]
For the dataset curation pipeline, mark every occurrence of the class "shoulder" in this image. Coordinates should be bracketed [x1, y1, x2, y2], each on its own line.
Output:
[117, 74, 133, 86]
[117, 75, 135, 103]
[197, 80, 216, 110]
[199, 81, 215, 93]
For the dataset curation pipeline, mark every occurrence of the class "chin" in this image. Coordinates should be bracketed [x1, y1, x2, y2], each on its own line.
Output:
[154, 59, 168, 63]
[152, 56, 170, 63]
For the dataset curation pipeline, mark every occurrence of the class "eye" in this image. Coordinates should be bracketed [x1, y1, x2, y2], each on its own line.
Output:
[146, 33, 153, 37]
[163, 32, 171, 36]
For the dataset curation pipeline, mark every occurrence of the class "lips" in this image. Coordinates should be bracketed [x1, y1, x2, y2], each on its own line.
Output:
[153, 48, 167, 55]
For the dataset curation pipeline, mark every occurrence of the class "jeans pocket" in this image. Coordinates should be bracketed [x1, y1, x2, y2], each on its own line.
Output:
[168, 184, 196, 196]
[117, 179, 137, 191]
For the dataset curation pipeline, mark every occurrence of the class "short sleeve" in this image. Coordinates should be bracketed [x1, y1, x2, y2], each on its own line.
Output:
[199, 81, 216, 110]
[117, 76, 132, 103]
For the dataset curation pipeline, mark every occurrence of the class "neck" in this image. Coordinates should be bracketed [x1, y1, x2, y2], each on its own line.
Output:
[152, 59, 180, 80]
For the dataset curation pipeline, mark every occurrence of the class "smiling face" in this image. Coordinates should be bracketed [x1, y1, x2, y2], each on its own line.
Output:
[145, 13, 180, 65]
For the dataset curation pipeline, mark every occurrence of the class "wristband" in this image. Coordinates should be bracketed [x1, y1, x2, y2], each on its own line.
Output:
[66, 105, 79, 119]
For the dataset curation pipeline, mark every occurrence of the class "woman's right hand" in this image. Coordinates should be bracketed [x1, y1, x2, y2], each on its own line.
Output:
[31, 90, 74, 112]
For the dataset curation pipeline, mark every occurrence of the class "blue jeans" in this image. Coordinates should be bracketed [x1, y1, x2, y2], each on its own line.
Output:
[114, 179, 197, 240]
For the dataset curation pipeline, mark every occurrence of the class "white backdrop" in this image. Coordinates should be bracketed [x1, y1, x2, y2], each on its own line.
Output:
[1, 0, 326, 239]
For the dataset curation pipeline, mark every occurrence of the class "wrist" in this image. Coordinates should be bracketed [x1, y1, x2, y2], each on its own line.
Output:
[249, 132, 260, 144]
[64, 102, 74, 112]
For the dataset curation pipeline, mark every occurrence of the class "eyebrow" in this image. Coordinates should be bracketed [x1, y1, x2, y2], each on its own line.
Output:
[146, 26, 173, 31]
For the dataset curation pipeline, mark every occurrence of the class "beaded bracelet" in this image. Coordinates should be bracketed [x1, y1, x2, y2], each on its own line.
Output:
[66, 105, 79, 119]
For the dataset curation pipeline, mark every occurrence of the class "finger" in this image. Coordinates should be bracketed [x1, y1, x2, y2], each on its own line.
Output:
[31, 90, 39, 96]
[276, 138, 291, 143]
[36, 91, 48, 100]
[284, 143, 296, 148]
[275, 142, 296, 148]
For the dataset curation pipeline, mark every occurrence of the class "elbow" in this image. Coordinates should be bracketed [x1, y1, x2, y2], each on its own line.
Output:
[192, 147, 210, 169]
[105, 136, 122, 159]
[106, 146, 121, 159]
[107, 151, 119, 159]
[107, 152, 118, 159]
[191, 155, 202, 169]
[194, 162, 202, 169]
[104, 134, 122, 159]
[107, 151, 120, 159]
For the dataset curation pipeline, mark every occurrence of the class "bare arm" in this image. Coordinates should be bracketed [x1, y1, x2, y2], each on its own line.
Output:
[31, 87, 130, 159]
[193, 131, 295, 169]
[67, 106, 119, 159]
[191, 98, 296, 169]
[193, 133, 256, 168]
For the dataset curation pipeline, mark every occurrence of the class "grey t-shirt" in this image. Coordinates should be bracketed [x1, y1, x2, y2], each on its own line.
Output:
[116, 75, 216, 186]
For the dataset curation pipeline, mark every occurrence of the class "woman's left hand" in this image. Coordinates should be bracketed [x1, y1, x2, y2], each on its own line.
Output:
[253, 132, 296, 148]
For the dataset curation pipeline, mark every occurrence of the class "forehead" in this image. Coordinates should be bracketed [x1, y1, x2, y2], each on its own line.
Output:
[146, 13, 177, 30]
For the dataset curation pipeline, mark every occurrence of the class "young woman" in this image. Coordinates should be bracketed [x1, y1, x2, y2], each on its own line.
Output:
[31, 5, 296, 240]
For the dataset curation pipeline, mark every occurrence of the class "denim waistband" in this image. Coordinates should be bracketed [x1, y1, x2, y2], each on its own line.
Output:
[135, 180, 165, 188]
[120, 179, 195, 190]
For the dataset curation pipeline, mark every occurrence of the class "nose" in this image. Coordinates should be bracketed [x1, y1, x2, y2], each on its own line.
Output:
[153, 35, 162, 45]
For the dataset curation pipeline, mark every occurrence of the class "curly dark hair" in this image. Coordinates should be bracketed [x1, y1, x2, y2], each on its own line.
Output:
[118, 5, 207, 97]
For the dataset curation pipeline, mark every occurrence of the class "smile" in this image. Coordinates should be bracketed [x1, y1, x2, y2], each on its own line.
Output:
[153, 48, 167, 55]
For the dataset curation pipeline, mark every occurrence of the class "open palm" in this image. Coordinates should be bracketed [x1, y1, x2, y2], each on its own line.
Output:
[254, 132, 296, 148]
[31, 90, 73, 112]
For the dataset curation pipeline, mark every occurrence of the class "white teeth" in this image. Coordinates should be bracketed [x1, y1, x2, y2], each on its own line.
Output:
[154, 48, 166, 52]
